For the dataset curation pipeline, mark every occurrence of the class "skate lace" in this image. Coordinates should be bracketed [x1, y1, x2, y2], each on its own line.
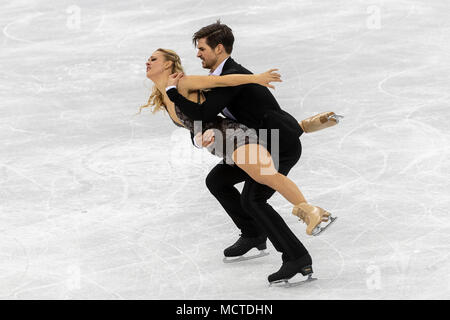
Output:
[295, 204, 330, 226]
[233, 235, 246, 247]
[297, 208, 310, 224]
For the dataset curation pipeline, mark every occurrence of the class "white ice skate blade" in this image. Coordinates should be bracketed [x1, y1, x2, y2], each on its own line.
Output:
[269, 274, 317, 288]
[311, 216, 338, 236]
[223, 250, 269, 264]
[328, 114, 344, 123]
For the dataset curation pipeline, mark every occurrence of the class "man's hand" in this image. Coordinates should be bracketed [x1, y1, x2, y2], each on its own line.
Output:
[167, 72, 184, 87]
[194, 129, 215, 148]
[255, 68, 282, 89]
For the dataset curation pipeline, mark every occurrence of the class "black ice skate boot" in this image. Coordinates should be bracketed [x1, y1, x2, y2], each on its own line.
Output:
[268, 254, 316, 287]
[223, 235, 269, 263]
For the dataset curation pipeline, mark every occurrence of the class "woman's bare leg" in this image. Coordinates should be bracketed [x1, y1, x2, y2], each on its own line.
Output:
[232, 144, 306, 205]
[232, 144, 335, 235]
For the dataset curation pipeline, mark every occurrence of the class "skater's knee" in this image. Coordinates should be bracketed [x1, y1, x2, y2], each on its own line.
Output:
[241, 188, 268, 213]
[205, 173, 219, 193]
[249, 172, 283, 192]
[255, 172, 280, 189]
[205, 169, 228, 194]
[238, 166, 277, 187]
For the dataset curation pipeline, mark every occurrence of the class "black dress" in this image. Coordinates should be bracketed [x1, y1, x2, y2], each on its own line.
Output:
[167, 91, 262, 165]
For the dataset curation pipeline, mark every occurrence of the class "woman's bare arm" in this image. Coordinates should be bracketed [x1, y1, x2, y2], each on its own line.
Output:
[176, 69, 282, 92]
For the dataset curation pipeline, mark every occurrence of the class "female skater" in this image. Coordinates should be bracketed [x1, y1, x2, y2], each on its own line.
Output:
[141, 48, 338, 235]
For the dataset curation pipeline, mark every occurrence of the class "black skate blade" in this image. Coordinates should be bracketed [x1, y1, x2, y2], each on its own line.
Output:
[312, 216, 338, 236]
[269, 274, 317, 288]
[223, 250, 269, 264]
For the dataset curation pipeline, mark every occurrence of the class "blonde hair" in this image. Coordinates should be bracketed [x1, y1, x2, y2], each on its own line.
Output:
[139, 48, 184, 114]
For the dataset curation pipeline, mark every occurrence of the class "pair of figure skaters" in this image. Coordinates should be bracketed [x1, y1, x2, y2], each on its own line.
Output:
[142, 21, 342, 286]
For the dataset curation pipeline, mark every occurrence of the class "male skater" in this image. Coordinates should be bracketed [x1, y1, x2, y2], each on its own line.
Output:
[166, 21, 317, 284]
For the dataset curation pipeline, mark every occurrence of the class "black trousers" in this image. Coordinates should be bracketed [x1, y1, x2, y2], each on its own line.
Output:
[205, 138, 308, 262]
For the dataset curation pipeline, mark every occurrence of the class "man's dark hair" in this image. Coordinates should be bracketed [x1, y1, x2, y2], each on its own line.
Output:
[192, 20, 234, 54]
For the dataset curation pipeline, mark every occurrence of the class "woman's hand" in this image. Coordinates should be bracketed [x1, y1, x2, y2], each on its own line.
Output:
[167, 72, 184, 87]
[255, 69, 282, 89]
[194, 129, 215, 148]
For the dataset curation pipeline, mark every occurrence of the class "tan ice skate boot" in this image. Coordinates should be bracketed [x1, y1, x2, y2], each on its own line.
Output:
[299, 111, 344, 133]
[292, 202, 337, 236]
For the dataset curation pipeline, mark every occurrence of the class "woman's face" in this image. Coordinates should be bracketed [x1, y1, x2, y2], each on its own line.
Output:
[146, 51, 167, 79]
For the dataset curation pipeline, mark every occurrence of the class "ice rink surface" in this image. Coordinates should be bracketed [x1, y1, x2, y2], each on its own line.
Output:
[1, 0, 449, 299]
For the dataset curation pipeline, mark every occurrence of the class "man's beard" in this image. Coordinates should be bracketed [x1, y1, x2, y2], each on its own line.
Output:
[202, 60, 210, 69]
[201, 58, 216, 70]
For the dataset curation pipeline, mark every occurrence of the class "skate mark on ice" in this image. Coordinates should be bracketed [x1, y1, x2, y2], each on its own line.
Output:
[299, 79, 337, 110]
[299, 43, 363, 78]
[315, 237, 346, 286]
[2, 13, 43, 44]
[377, 65, 429, 100]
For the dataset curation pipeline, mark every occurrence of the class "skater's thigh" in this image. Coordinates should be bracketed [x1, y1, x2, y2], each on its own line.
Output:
[206, 161, 249, 187]
[232, 144, 278, 182]
[240, 141, 302, 205]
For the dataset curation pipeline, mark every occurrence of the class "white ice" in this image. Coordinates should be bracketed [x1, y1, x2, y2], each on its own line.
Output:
[0, 0, 449, 299]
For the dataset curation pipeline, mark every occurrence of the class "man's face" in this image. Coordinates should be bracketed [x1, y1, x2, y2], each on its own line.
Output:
[196, 38, 218, 70]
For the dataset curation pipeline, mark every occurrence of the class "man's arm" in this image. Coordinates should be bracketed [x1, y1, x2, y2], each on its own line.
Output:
[166, 85, 241, 122]
[192, 130, 215, 148]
